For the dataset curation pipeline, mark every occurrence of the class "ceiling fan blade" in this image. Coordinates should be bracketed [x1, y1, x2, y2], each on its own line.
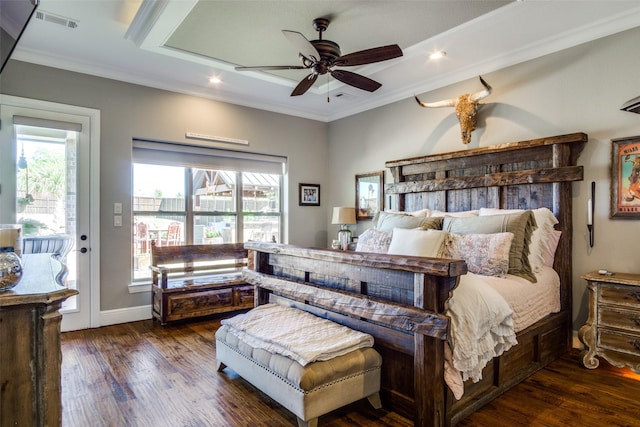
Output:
[330, 69, 382, 92]
[282, 30, 320, 61]
[335, 44, 403, 67]
[235, 65, 307, 71]
[291, 73, 318, 96]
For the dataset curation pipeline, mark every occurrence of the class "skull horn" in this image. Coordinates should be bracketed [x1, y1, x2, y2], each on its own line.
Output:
[414, 95, 456, 108]
[469, 76, 492, 102]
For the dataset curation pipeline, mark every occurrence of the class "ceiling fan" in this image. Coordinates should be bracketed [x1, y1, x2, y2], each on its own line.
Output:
[235, 17, 403, 97]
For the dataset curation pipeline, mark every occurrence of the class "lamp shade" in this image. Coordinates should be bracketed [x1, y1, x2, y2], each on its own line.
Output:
[331, 207, 356, 225]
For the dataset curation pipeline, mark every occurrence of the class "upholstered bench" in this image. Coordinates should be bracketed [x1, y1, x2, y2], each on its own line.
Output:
[215, 304, 382, 427]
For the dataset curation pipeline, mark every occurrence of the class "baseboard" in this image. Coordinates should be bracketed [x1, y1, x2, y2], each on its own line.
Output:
[99, 304, 152, 327]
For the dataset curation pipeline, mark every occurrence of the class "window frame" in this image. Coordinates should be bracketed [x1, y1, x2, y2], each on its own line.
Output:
[131, 165, 283, 283]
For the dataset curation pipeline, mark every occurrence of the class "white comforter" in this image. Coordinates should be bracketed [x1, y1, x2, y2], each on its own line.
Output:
[445, 273, 518, 399]
[220, 303, 374, 366]
[478, 266, 561, 332]
[445, 267, 561, 399]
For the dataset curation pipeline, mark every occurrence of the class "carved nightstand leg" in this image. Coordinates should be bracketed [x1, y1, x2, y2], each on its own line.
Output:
[579, 323, 599, 369]
[579, 281, 600, 369]
[581, 351, 599, 369]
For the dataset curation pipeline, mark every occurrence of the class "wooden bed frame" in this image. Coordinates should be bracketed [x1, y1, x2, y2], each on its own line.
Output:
[245, 132, 587, 426]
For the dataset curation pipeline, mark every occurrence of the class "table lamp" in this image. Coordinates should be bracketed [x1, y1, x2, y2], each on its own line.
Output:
[331, 207, 356, 250]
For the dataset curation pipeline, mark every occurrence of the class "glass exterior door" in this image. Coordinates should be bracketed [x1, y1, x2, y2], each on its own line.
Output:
[14, 124, 84, 317]
[0, 99, 94, 332]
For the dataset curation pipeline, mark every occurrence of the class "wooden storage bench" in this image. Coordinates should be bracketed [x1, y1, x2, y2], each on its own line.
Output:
[150, 243, 253, 325]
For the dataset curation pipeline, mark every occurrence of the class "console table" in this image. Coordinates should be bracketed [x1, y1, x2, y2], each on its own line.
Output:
[579, 271, 640, 374]
[0, 254, 78, 427]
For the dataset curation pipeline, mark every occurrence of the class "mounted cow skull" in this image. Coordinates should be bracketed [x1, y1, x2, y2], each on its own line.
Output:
[414, 76, 492, 145]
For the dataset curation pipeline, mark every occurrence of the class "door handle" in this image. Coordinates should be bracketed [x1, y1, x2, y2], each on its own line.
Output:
[80, 247, 88, 254]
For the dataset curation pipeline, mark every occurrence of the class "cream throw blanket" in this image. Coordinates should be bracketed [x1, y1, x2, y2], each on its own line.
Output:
[445, 272, 518, 399]
[221, 303, 374, 366]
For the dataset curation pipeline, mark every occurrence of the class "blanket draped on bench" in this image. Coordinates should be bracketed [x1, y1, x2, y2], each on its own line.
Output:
[220, 303, 374, 366]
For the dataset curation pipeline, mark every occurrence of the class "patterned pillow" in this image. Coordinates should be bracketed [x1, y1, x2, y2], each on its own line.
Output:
[443, 232, 514, 277]
[443, 211, 537, 282]
[355, 228, 392, 253]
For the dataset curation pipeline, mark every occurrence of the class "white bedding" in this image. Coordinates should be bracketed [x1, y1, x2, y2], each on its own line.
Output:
[479, 266, 560, 332]
[445, 273, 517, 398]
[220, 303, 374, 366]
[445, 267, 560, 399]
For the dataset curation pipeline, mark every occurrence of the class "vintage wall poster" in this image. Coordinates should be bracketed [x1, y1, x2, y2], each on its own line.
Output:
[611, 136, 640, 218]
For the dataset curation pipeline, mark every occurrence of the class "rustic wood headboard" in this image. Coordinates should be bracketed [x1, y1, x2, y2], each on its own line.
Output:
[385, 132, 587, 316]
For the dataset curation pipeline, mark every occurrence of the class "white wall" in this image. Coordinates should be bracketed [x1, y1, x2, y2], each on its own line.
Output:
[327, 27, 640, 331]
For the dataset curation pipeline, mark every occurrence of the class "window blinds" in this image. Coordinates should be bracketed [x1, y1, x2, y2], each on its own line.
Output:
[13, 115, 82, 132]
[132, 139, 286, 175]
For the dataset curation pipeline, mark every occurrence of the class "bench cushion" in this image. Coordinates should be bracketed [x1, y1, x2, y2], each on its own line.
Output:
[216, 304, 383, 425]
[216, 324, 381, 391]
[219, 303, 375, 366]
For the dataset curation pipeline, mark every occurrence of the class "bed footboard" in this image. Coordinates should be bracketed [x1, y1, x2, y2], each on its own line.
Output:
[244, 242, 467, 426]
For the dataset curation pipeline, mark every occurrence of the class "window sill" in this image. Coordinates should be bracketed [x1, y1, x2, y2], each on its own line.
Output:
[129, 282, 151, 294]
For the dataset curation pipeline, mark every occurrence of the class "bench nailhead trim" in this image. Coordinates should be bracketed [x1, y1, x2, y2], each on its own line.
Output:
[216, 339, 380, 395]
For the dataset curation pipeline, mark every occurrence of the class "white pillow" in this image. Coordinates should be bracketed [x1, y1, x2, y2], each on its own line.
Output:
[403, 208, 431, 217]
[430, 209, 479, 218]
[480, 207, 557, 229]
[542, 230, 562, 267]
[443, 232, 514, 277]
[479, 207, 558, 273]
[387, 228, 448, 257]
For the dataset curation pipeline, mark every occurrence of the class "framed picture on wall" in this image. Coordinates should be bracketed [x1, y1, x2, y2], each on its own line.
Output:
[355, 171, 384, 220]
[299, 183, 320, 206]
[611, 136, 640, 218]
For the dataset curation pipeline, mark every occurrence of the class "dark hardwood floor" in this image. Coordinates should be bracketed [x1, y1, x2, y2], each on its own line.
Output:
[60, 317, 640, 427]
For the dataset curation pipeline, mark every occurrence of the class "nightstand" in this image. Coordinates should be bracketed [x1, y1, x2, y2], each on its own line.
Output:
[579, 271, 640, 373]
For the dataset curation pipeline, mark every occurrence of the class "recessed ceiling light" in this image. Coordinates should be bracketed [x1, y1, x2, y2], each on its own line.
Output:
[429, 51, 446, 60]
[209, 76, 221, 84]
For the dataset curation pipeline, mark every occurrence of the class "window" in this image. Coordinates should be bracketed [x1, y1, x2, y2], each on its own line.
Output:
[131, 140, 285, 281]
[132, 164, 185, 281]
[15, 126, 71, 235]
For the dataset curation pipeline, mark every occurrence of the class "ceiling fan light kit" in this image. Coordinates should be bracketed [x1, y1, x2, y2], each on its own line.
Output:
[235, 17, 403, 97]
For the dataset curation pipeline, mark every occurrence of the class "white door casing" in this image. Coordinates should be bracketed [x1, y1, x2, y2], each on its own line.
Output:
[0, 95, 100, 331]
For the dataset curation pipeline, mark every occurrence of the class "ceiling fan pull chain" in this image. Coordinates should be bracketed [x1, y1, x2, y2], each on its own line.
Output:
[327, 75, 330, 103]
